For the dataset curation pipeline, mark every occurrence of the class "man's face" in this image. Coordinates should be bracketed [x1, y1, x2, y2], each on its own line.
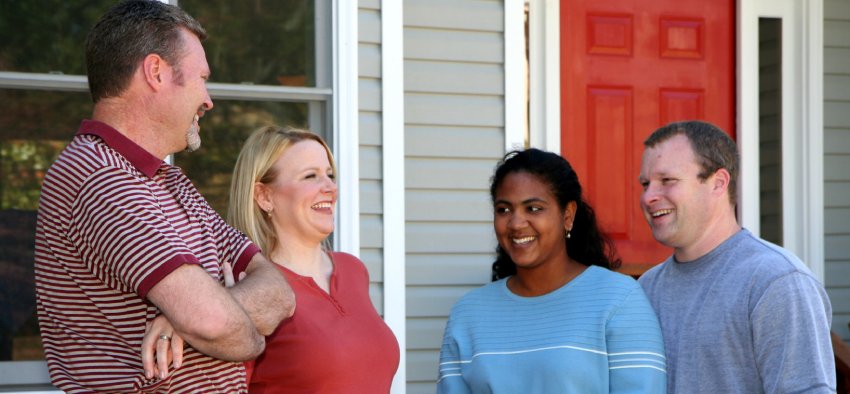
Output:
[169, 28, 212, 153]
[638, 134, 717, 256]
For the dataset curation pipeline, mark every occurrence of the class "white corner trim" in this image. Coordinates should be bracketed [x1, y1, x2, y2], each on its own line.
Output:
[737, 0, 824, 281]
[527, 0, 561, 153]
[801, 0, 825, 282]
[334, 0, 360, 256]
[505, 0, 526, 152]
[381, 1, 407, 393]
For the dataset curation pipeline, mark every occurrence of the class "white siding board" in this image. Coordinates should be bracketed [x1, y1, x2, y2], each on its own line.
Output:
[406, 93, 504, 127]
[825, 181, 850, 206]
[406, 222, 494, 254]
[360, 179, 382, 214]
[826, 261, 850, 287]
[826, 235, 850, 259]
[359, 145, 382, 180]
[360, 248, 383, 281]
[825, 128, 850, 154]
[407, 349, 440, 382]
[407, 317, 451, 350]
[829, 288, 850, 313]
[406, 189, 492, 222]
[359, 111, 382, 146]
[406, 125, 504, 159]
[826, 0, 850, 20]
[369, 282, 384, 313]
[359, 78, 381, 112]
[361, 214, 383, 249]
[835, 314, 850, 342]
[360, 0, 379, 11]
[405, 27, 503, 63]
[825, 20, 850, 46]
[406, 157, 496, 190]
[825, 48, 850, 74]
[359, 8, 381, 44]
[825, 156, 850, 181]
[405, 60, 504, 95]
[359, 43, 381, 78]
[407, 286, 479, 317]
[405, 0, 503, 32]
[407, 253, 493, 285]
[825, 208, 850, 234]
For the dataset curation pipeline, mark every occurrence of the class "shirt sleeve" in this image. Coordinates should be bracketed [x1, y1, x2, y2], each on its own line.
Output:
[203, 201, 258, 278]
[71, 167, 199, 298]
[606, 285, 668, 394]
[751, 272, 836, 393]
[437, 313, 472, 394]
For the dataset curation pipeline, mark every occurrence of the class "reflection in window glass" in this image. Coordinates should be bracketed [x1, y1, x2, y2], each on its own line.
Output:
[0, 1, 115, 74]
[179, 0, 317, 87]
[0, 89, 92, 362]
[174, 99, 311, 216]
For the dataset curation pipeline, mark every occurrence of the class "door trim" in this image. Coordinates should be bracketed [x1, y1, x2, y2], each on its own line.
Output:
[524, 0, 825, 281]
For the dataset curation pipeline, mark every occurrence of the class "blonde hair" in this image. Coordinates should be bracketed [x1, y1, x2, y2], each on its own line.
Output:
[227, 125, 336, 254]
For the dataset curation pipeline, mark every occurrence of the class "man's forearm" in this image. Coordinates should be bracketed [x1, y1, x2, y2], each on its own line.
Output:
[230, 255, 295, 335]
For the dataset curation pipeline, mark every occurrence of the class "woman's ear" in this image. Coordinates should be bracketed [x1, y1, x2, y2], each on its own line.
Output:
[254, 182, 272, 212]
[564, 200, 578, 231]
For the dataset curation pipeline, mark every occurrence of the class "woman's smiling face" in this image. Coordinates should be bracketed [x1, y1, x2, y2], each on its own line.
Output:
[493, 171, 572, 271]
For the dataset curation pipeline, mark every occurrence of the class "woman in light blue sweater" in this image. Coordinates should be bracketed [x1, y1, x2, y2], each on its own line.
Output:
[438, 149, 666, 393]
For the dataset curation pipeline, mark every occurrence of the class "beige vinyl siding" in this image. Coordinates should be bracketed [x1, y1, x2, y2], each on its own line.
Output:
[824, 0, 850, 342]
[359, 0, 385, 312]
[403, 0, 506, 392]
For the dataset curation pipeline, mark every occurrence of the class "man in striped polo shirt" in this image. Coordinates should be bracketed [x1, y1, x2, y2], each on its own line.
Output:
[33, 1, 295, 392]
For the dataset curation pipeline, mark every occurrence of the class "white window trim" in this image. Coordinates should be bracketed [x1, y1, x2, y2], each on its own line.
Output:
[738, 0, 824, 281]
[505, 0, 527, 151]
[381, 1, 406, 393]
[526, 0, 560, 153]
[332, 0, 360, 256]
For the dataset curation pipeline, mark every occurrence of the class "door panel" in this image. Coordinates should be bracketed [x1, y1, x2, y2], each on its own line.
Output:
[561, 0, 735, 275]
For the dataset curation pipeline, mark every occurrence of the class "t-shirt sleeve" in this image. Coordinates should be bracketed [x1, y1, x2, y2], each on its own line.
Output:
[606, 285, 668, 394]
[71, 167, 199, 298]
[204, 203, 258, 278]
[437, 311, 472, 394]
[751, 272, 835, 393]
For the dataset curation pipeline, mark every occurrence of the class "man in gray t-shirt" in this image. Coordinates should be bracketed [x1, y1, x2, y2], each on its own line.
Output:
[637, 120, 835, 393]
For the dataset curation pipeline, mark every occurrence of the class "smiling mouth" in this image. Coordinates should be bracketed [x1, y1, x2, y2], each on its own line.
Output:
[651, 209, 673, 218]
[312, 202, 333, 209]
[512, 236, 536, 245]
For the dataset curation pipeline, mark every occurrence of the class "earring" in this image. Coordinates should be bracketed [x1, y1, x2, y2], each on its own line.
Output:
[565, 229, 571, 239]
[265, 207, 273, 217]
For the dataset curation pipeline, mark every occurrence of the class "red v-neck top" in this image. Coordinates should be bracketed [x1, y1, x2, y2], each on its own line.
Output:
[248, 252, 400, 393]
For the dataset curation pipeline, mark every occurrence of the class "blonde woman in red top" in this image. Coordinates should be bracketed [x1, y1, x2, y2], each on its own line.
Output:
[228, 125, 400, 393]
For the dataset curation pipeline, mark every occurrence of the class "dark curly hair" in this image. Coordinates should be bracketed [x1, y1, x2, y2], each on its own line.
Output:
[489, 148, 621, 280]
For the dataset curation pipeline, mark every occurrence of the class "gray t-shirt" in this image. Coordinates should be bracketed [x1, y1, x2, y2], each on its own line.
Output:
[639, 229, 835, 393]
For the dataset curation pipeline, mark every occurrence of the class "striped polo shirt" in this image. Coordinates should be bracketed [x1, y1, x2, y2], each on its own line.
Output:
[34, 120, 259, 393]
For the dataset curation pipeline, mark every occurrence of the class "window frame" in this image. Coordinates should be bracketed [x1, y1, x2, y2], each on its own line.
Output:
[0, 0, 358, 388]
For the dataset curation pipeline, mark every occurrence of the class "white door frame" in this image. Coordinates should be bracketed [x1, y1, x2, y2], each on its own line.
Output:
[523, 0, 825, 281]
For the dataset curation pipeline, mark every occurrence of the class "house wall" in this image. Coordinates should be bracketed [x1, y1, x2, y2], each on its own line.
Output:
[402, 0, 506, 391]
[358, 0, 386, 313]
[824, 0, 850, 342]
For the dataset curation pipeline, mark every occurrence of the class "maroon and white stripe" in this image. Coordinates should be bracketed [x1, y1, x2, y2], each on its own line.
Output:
[35, 122, 256, 393]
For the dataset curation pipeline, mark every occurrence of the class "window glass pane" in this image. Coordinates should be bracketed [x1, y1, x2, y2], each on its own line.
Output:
[178, 0, 317, 87]
[758, 18, 783, 246]
[0, 89, 92, 362]
[0, 1, 115, 74]
[174, 99, 313, 216]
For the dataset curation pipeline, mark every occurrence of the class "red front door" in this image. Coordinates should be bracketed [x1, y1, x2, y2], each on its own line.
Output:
[560, 0, 735, 275]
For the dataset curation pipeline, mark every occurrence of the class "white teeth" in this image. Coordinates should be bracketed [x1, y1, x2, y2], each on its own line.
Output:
[652, 209, 673, 217]
[513, 236, 535, 245]
[312, 202, 332, 209]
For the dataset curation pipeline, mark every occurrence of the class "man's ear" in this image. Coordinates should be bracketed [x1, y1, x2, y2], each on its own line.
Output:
[712, 168, 731, 196]
[142, 53, 166, 90]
